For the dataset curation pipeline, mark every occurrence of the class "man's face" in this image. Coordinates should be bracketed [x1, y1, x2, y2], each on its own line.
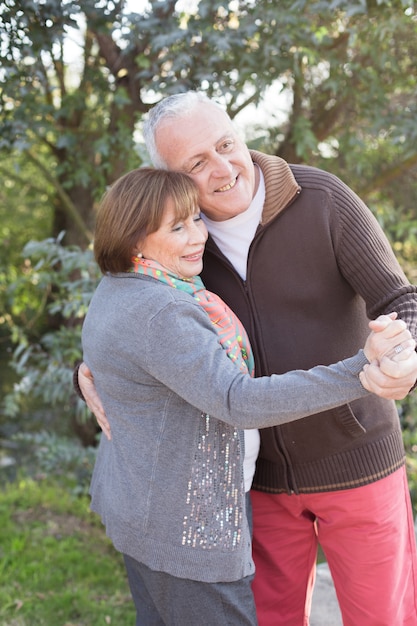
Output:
[154, 102, 257, 222]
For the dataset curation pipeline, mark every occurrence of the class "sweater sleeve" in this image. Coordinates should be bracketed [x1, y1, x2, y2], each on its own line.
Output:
[329, 173, 417, 342]
[139, 299, 370, 430]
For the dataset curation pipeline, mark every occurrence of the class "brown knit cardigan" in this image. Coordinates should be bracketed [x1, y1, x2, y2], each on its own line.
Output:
[201, 150, 417, 493]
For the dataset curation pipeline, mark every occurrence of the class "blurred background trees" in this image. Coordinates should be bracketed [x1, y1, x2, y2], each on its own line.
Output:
[1, 0, 416, 503]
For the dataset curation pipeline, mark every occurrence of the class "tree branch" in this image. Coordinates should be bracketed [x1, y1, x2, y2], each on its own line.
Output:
[25, 149, 93, 244]
[358, 153, 417, 197]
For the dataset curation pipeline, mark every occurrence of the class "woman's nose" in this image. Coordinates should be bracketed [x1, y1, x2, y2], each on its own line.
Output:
[190, 221, 208, 243]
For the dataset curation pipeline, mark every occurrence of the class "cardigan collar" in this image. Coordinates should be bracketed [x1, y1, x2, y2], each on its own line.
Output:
[249, 150, 301, 225]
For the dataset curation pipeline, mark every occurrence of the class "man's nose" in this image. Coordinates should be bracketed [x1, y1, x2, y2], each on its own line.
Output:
[211, 153, 233, 177]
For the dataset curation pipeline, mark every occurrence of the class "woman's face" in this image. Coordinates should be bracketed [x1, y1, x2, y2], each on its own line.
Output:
[140, 199, 208, 278]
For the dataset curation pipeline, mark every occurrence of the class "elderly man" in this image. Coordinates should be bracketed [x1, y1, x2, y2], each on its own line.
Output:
[77, 91, 417, 626]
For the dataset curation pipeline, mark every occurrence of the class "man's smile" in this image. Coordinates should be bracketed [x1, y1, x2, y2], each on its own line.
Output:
[215, 176, 238, 193]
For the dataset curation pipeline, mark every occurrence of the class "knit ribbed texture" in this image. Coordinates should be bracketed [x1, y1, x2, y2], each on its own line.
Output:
[250, 150, 301, 225]
[253, 430, 405, 494]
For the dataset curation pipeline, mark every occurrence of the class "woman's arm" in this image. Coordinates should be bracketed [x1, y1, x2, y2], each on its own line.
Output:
[77, 312, 416, 437]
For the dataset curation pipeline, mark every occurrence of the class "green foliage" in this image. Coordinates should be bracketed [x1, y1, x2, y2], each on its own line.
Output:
[0, 477, 135, 625]
[3, 233, 100, 431]
[10, 431, 97, 496]
[0, 153, 53, 267]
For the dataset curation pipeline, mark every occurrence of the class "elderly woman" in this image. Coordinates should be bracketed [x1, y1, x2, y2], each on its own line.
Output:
[82, 167, 414, 626]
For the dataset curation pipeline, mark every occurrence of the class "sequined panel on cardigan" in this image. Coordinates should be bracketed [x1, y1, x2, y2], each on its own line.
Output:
[182, 413, 243, 550]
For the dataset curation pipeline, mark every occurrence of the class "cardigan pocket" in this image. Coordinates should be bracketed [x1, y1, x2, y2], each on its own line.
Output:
[336, 403, 366, 437]
[267, 404, 368, 464]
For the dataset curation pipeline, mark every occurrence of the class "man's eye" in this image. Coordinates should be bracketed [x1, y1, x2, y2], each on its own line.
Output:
[190, 160, 203, 172]
[221, 140, 233, 151]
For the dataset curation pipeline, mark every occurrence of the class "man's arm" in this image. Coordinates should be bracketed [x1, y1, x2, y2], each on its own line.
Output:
[333, 173, 417, 343]
[77, 362, 112, 440]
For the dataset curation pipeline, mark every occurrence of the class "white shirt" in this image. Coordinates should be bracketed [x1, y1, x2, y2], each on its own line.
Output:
[202, 166, 266, 491]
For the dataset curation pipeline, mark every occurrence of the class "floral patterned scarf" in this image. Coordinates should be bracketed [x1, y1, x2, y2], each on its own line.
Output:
[130, 256, 254, 377]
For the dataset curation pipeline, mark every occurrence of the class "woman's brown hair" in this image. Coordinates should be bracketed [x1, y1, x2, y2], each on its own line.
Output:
[94, 167, 200, 273]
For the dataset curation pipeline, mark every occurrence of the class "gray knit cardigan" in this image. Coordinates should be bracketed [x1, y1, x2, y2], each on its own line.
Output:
[82, 272, 369, 583]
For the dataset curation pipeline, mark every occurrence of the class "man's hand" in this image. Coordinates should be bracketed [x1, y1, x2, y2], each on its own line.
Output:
[363, 313, 416, 363]
[360, 313, 417, 400]
[79, 363, 111, 440]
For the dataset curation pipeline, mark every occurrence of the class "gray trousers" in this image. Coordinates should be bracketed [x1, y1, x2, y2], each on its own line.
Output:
[123, 493, 258, 626]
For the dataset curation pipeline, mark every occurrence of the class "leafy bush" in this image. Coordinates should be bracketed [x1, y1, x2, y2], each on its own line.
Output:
[3, 233, 101, 439]
[10, 431, 98, 496]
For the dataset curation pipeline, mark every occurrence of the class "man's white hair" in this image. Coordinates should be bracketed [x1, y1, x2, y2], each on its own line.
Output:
[143, 91, 223, 168]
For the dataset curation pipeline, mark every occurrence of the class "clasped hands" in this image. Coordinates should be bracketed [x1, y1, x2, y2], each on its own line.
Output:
[360, 313, 417, 399]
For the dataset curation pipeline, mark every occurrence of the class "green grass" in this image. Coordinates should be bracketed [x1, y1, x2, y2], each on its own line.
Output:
[0, 478, 136, 626]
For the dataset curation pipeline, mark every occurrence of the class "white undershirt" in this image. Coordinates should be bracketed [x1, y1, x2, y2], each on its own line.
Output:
[202, 166, 266, 491]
